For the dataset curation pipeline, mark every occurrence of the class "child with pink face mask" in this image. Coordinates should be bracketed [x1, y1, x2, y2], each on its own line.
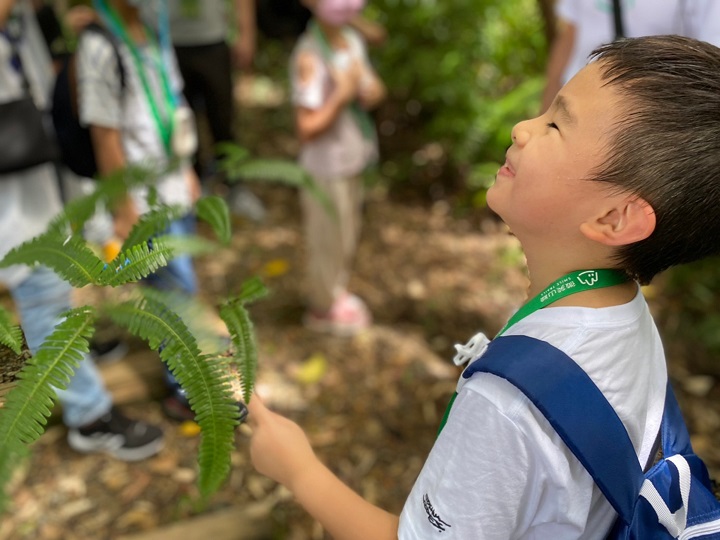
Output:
[291, 0, 386, 336]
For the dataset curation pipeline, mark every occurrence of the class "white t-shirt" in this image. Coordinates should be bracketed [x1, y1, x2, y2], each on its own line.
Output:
[290, 27, 378, 179]
[399, 288, 667, 539]
[558, 0, 720, 84]
[76, 28, 192, 215]
[0, 0, 63, 288]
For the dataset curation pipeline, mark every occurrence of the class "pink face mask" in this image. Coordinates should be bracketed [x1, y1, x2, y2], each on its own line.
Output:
[316, 0, 365, 26]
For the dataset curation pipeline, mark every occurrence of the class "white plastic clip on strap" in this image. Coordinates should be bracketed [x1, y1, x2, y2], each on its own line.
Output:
[453, 332, 490, 366]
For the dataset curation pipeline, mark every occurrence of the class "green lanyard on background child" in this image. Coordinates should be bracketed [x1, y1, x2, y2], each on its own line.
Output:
[309, 21, 377, 145]
[436, 269, 629, 436]
[97, 1, 176, 156]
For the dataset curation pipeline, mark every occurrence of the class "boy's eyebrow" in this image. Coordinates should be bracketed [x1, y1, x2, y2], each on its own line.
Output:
[554, 95, 577, 126]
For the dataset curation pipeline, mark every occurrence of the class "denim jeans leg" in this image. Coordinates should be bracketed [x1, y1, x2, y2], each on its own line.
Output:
[10, 266, 112, 428]
[142, 214, 198, 295]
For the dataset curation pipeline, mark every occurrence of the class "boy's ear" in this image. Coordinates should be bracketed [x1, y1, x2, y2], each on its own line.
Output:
[580, 196, 656, 246]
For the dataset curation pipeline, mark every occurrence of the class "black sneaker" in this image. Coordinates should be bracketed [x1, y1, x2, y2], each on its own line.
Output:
[67, 407, 164, 462]
[89, 338, 129, 364]
[162, 391, 248, 424]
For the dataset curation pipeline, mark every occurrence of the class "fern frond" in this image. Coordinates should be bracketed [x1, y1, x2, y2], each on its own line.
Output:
[236, 276, 269, 305]
[220, 278, 268, 402]
[46, 190, 103, 236]
[158, 234, 219, 258]
[0, 232, 105, 288]
[196, 196, 231, 245]
[107, 296, 237, 497]
[219, 300, 256, 405]
[98, 238, 173, 287]
[0, 306, 22, 355]
[137, 287, 229, 354]
[216, 142, 250, 164]
[121, 205, 186, 253]
[0, 307, 96, 512]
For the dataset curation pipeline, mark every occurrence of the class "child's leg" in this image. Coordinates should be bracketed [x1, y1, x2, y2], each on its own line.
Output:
[302, 175, 353, 313]
[10, 266, 112, 428]
[143, 214, 198, 295]
[301, 174, 369, 335]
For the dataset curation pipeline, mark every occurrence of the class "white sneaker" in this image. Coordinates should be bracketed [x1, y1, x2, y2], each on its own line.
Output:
[229, 185, 266, 222]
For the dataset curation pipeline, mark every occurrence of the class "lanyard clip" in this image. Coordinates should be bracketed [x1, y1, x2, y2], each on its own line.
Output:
[452, 332, 490, 366]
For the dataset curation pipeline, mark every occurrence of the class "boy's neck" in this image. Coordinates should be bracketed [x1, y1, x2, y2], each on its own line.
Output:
[525, 261, 637, 309]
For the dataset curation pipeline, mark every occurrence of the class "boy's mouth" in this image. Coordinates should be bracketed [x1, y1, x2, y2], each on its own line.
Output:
[497, 159, 516, 178]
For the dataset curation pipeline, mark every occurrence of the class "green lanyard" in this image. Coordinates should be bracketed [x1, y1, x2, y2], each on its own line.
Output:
[308, 21, 377, 144]
[98, 3, 176, 156]
[436, 269, 629, 436]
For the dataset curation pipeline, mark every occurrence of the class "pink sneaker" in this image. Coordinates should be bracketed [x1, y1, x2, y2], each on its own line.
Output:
[303, 293, 372, 337]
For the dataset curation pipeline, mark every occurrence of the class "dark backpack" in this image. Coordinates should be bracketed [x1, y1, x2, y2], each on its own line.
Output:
[462, 335, 720, 539]
[51, 22, 125, 179]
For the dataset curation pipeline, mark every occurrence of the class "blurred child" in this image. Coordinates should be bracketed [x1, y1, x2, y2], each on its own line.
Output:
[76, 0, 204, 420]
[291, 0, 386, 336]
[247, 35, 720, 538]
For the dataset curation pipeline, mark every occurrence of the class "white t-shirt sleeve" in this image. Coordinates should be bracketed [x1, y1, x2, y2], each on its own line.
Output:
[398, 384, 543, 539]
[291, 48, 327, 110]
[76, 31, 123, 129]
[683, 0, 720, 47]
[556, 0, 578, 24]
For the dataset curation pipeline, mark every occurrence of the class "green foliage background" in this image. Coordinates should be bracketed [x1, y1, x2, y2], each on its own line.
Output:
[366, 0, 546, 200]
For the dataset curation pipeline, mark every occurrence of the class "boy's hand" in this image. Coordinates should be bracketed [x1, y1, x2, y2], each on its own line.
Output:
[247, 395, 320, 491]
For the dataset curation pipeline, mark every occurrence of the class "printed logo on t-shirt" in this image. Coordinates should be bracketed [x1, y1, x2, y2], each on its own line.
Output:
[423, 493, 452, 532]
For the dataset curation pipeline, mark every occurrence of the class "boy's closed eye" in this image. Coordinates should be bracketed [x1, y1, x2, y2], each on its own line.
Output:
[547, 122, 560, 130]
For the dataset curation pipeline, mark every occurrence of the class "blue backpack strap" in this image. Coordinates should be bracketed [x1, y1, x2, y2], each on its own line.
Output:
[660, 384, 692, 458]
[464, 335, 644, 525]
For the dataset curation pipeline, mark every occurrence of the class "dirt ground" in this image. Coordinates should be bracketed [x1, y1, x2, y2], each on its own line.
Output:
[1, 78, 720, 539]
[1, 182, 719, 540]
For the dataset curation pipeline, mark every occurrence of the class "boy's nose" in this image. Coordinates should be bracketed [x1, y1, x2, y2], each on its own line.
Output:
[511, 121, 531, 146]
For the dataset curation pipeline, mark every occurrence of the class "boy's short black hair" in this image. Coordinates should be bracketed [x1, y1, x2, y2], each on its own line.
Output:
[589, 35, 720, 284]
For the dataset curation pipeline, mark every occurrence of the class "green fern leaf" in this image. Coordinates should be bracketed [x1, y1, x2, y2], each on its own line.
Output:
[137, 287, 229, 354]
[0, 306, 22, 355]
[108, 296, 237, 497]
[237, 276, 269, 305]
[120, 205, 186, 253]
[46, 191, 102, 236]
[0, 307, 95, 512]
[196, 196, 231, 245]
[216, 142, 250, 164]
[0, 232, 105, 288]
[158, 234, 219, 258]
[220, 278, 267, 402]
[220, 300, 257, 405]
[98, 238, 174, 287]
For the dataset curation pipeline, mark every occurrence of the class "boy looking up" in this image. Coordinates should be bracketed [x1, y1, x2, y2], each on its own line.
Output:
[246, 35, 720, 539]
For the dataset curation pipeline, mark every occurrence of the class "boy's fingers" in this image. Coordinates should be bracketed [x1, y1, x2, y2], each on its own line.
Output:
[246, 394, 269, 427]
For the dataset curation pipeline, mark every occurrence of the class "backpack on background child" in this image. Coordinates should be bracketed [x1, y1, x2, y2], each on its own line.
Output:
[51, 22, 125, 180]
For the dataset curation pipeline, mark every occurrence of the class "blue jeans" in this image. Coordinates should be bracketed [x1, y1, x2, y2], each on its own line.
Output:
[142, 214, 198, 295]
[11, 267, 112, 428]
[142, 215, 198, 393]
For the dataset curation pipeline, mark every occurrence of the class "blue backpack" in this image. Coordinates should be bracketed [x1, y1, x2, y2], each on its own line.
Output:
[463, 335, 720, 539]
